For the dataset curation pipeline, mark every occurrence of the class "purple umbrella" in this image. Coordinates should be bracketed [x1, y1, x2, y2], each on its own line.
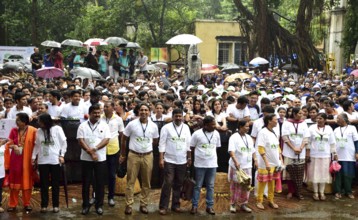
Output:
[36, 67, 64, 79]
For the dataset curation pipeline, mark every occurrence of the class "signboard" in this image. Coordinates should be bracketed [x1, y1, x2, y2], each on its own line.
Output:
[0, 119, 16, 139]
[150, 47, 168, 62]
[0, 46, 35, 64]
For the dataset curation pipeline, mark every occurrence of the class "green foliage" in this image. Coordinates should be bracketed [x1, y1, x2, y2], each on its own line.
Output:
[342, 0, 358, 58]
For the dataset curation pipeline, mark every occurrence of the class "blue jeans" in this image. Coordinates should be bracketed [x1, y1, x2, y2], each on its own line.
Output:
[192, 167, 216, 208]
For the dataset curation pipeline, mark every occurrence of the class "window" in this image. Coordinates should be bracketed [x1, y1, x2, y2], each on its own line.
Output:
[234, 42, 247, 65]
[216, 36, 247, 66]
[218, 43, 231, 65]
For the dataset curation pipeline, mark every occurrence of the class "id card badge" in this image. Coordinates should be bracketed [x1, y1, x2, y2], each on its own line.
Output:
[204, 144, 215, 156]
[338, 138, 347, 148]
[141, 137, 150, 150]
[175, 138, 185, 151]
[42, 145, 49, 157]
[318, 141, 325, 151]
[247, 156, 252, 163]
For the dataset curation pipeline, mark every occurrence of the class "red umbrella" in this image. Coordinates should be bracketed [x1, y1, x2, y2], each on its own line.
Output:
[83, 38, 107, 46]
[36, 67, 63, 78]
[201, 64, 219, 74]
[350, 69, 358, 77]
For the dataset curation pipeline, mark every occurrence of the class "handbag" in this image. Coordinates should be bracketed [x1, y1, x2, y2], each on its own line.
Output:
[180, 170, 196, 201]
[329, 161, 341, 174]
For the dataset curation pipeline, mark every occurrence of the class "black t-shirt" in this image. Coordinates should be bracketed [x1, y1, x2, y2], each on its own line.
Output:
[30, 53, 43, 69]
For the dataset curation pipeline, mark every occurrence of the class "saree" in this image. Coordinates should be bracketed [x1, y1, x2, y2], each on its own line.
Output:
[5, 126, 37, 190]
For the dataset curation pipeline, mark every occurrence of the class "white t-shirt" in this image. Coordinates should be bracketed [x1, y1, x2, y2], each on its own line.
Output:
[6, 105, 32, 119]
[47, 103, 63, 118]
[101, 113, 124, 155]
[251, 117, 279, 139]
[32, 125, 67, 165]
[123, 118, 159, 153]
[342, 111, 358, 121]
[308, 125, 336, 158]
[228, 133, 256, 169]
[226, 104, 250, 120]
[61, 103, 86, 121]
[190, 129, 221, 168]
[0, 145, 5, 178]
[282, 121, 310, 158]
[77, 120, 111, 162]
[206, 111, 227, 123]
[256, 127, 281, 169]
[159, 122, 191, 165]
[248, 105, 260, 121]
[334, 125, 358, 161]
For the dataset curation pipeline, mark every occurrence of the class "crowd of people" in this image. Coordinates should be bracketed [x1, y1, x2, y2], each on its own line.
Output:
[0, 46, 358, 216]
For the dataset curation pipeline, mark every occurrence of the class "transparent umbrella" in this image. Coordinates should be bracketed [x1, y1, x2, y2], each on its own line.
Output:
[61, 39, 83, 47]
[41, 40, 61, 48]
[70, 67, 102, 79]
[104, 37, 128, 46]
[166, 34, 202, 45]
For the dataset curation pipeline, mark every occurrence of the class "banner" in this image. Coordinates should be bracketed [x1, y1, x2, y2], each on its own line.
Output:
[151, 47, 168, 62]
[0, 119, 16, 139]
[0, 46, 35, 64]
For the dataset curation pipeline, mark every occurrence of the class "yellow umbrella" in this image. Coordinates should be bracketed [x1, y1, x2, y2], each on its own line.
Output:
[224, 73, 251, 82]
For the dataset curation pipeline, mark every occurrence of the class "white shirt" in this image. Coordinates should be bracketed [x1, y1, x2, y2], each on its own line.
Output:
[61, 103, 86, 121]
[100, 113, 124, 155]
[308, 125, 336, 158]
[226, 104, 250, 120]
[0, 145, 5, 178]
[123, 118, 159, 153]
[47, 102, 63, 118]
[342, 111, 358, 121]
[282, 121, 310, 158]
[334, 125, 358, 162]
[228, 133, 256, 169]
[251, 117, 280, 139]
[32, 126, 67, 165]
[159, 122, 191, 165]
[190, 129, 221, 168]
[206, 111, 227, 123]
[256, 127, 281, 168]
[7, 105, 32, 119]
[77, 120, 111, 162]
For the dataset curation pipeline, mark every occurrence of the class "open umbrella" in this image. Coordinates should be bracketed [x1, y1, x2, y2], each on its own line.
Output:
[146, 64, 160, 72]
[350, 69, 358, 77]
[224, 72, 251, 82]
[166, 34, 202, 45]
[3, 62, 24, 71]
[154, 62, 168, 69]
[83, 38, 107, 46]
[61, 39, 83, 47]
[221, 63, 240, 69]
[125, 42, 141, 49]
[70, 67, 102, 79]
[249, 57, 269, 65]
[281, 64, 299, 71]
[41, 40, 61, 48]
[36, 67, 64, 79]
[201, 64, 219, 75]
[104, 37, 128, 46]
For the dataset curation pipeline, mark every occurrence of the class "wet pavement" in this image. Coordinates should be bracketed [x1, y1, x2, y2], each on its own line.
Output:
[2, 185, 358, 220]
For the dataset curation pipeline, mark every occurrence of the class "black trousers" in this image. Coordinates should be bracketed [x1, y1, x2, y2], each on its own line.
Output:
[82, 160, 106, 209]
[106, 152, 119, 200]
[38, 164, 61, 208]
[0, 177, 3, 206]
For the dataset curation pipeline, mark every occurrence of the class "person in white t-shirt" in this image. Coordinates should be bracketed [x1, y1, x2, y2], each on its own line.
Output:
[6, 92, 32, 119]
[60, 90, 86, 121]
[77, 104, 110, 215]
[47, 90, 63, 119]
[119, 103, 159, 215]
[158, 108, 191, 215]
[228, 120, 257, 213]
[190, 116, 221, 215]
[333, 113, 358, 199]
[31, 113, 67, 213]
[226, 96, 250, 124]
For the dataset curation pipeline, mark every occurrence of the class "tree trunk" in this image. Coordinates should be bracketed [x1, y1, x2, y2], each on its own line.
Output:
[31, 0, 38, 45]
[158, 0, 167, 45]
[140, 0, 158, 46]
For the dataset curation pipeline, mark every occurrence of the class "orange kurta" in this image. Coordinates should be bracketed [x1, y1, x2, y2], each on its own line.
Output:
[5, 126, 37, 190]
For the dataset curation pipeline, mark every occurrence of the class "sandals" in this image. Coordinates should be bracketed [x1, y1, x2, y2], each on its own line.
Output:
[313, 193, 320, 201]
[268, 202, 279, 209]
[335, 193, 342, 200]
[348, 194, 355, 199]
[256, 203, 265, 210]
[320, 194, 326, 201]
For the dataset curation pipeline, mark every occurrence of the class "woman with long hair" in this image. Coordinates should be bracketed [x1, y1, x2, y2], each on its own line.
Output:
[282, 107, 310, 200]
[256, 113, 283, 210]
[32, 113, 67, 213]
[208, 99, 228, 132]
[228, 120, 256, 213]
[333, 113, 358, 199]
[307, 113, 337, 201]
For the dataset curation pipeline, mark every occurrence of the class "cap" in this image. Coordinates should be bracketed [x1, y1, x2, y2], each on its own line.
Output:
[315, 91, 322, 96]
[273, 93, 282, 99]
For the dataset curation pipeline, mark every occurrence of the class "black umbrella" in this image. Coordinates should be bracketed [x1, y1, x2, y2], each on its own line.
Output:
[61, 163, 69, 208]
[281, 64, 298, 71]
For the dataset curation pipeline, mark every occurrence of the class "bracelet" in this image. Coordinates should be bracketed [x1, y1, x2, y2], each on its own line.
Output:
[187, 158, 192, 160]
[120, 155, 126, 158]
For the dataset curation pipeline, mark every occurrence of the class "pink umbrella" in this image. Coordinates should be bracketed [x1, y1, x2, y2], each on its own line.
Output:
[83, 38, 107, 46]
[201, 64, 219, 74]
[36, 67, 64, 79]
[350, 69, 358, 77]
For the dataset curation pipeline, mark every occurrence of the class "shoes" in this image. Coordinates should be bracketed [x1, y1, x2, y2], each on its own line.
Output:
[240, 204, 252, 213]
[294, 193, 304, 200]
[206, 207, 215, 215]
[24, 206, 32, 212]
[96, 207, 103, 215]
[81, 207, 90, 215]
[313, 193, 320, 201]
[53, 207, 59, 213]
[124, 206, 132, 215]
[159, 209, 167, 215]
[320, 194, 326, 201]
[287, 193, 293, 199]
[268, 202, 279, 209]
[89, 198, 96, 205]
[0, 207, 4, 213]
[171, 207, 184, 213]
[140, 206, 148, 214]
[190, 207, 198, 214]
[7, 207, 16, 212]
[348, 194, 355, 199]
[230, 204, 236, 213]
[40, 207, 47, 213]
[108, 199, 115, 207]
[335, 193, 342, 200]
[256, 203, 265, 210]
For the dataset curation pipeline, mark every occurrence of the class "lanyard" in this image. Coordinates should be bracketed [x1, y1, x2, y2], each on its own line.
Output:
[340, 126, 348, 138]
[240, 133, 249, 149]
[203, 130, 213, 144]
[87, 121, 99, 133]
[140, 121, 148, 138]
[267, 128, 277, 138]
[318, 125, 325, 141]
[172, 122, 183, 138]
[292, 122, 299, 134]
